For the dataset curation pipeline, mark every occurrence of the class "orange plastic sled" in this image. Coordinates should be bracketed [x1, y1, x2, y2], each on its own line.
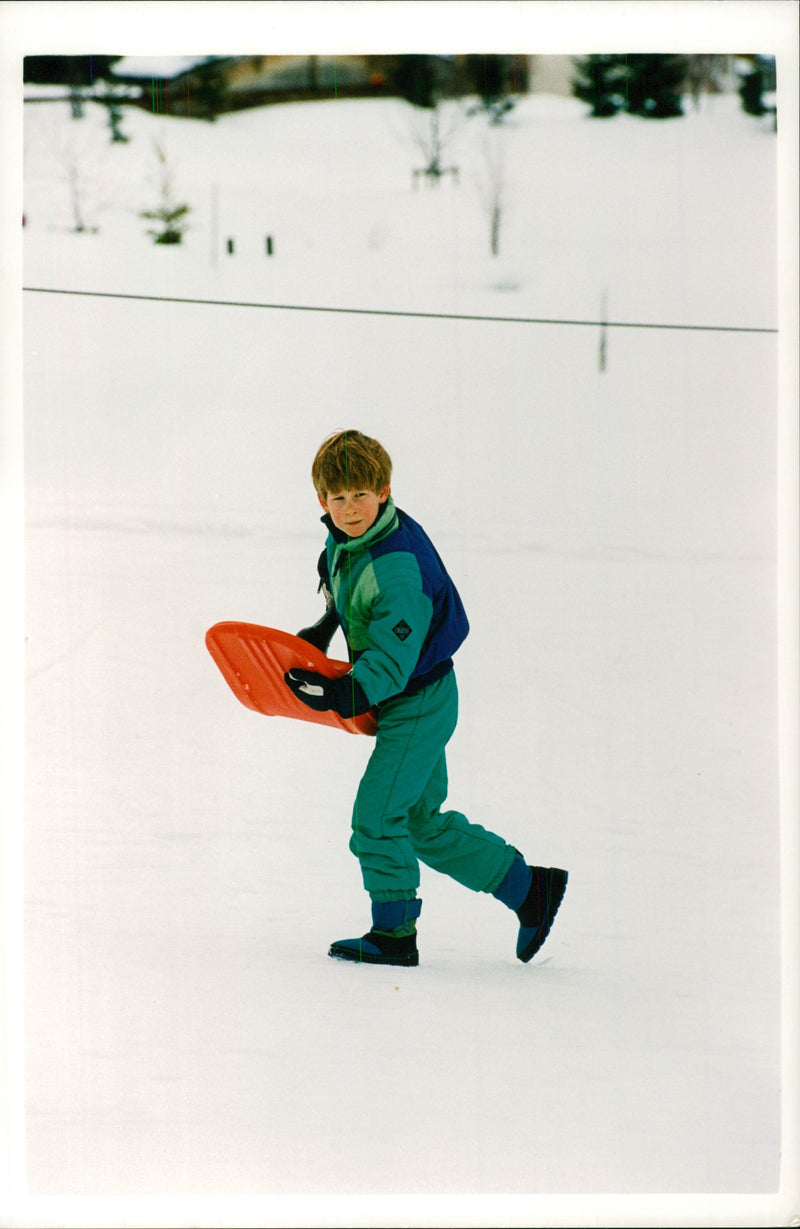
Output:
[205, 622, 378, 736]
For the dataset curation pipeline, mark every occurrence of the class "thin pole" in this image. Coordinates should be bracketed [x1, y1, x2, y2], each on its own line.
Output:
[210, 183, 219, 267]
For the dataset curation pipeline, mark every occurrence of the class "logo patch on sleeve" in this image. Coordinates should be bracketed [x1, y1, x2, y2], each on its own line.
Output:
[392, 620, 412, 641]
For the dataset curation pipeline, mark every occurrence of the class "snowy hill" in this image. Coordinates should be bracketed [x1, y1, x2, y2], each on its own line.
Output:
[19, 85, 785, 1226]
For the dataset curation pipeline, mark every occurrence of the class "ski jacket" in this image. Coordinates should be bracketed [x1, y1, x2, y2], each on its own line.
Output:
[320, 497, 469, 707]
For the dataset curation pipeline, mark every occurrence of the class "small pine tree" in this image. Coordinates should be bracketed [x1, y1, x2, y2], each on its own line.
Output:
[624, 54, 688, 119]
[572, 55, 627, 117]
[141, 201, 191, 245]
[139, 142, 191, 245]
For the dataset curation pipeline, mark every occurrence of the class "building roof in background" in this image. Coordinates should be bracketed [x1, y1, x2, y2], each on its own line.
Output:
[111, 56, 221, 80]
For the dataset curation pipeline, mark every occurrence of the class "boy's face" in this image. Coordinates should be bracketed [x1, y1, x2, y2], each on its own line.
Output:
[318, 485, 390, 538]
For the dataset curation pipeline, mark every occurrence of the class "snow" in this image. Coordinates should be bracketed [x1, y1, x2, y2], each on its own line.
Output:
[24, 83, 144, 103]
[9, 53, 796, 1229]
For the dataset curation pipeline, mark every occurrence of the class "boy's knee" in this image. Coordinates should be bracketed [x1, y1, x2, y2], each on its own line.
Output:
[351, 807, 410, 844]
[407, 802, 444, 846]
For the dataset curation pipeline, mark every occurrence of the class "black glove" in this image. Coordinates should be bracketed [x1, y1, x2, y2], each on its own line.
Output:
[284, 669, 372, 718]
[296, 605, 339, 654]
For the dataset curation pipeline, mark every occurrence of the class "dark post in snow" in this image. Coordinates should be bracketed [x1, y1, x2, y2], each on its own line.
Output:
[599, 288, 609, 373]
[266, 236, 274, 256]
[226, 238, 235, 255]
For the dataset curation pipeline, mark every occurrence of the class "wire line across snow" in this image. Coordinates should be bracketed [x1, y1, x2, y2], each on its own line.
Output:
[21, 285, 778, 335]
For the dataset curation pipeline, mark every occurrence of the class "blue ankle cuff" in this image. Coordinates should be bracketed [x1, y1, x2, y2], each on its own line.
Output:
[491, 855, 532, 910]
[371, 898, 422, 931]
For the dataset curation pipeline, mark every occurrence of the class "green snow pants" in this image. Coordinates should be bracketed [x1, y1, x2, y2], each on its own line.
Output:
[349, 670, 517, 903]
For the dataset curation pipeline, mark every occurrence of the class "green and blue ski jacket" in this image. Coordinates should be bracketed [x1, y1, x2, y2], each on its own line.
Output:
[321, 498, 469, 707]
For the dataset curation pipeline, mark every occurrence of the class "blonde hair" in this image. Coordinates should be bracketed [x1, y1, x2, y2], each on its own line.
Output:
[311, 430, 392, 498]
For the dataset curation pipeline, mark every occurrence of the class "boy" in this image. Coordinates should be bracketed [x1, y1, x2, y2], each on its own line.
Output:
[285, 429, 567, 967]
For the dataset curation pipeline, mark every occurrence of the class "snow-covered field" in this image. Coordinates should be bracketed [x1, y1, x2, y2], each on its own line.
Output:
[11, 63, 793, 1228]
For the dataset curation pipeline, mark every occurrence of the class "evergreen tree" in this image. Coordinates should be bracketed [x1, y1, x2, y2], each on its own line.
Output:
[464, 54, 515, 123]
[395, 55, 438, 109]
[737, 56, 774, 117]
[572, 55, 627, 117]
[139, 143, 191, 245]
[190, 59, 228, 122]
[739, 69, 765, 116]
[23, 55, 121, 85]
[624, 54, 688, 118]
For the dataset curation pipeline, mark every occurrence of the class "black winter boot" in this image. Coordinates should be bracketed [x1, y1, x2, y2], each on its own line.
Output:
[329, 899, 421, 967]
[515, 865, 568, 963]
[492, 853, 568, 962]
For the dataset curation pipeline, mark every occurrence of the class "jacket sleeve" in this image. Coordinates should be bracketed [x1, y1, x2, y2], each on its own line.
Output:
[349, 552, 433, 706]
[296, 549, 339, 652]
